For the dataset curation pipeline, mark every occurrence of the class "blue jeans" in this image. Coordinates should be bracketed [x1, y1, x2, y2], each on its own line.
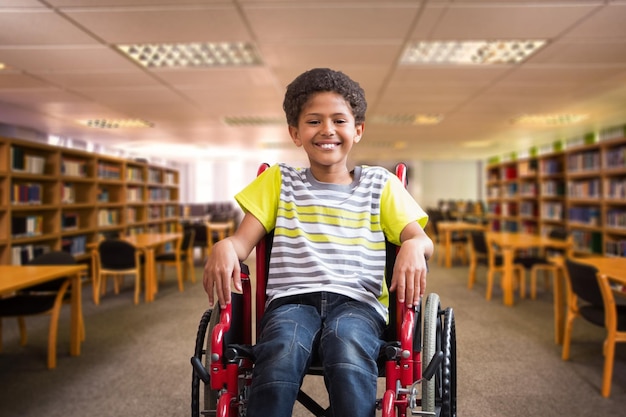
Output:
[246, 292, 386, 417]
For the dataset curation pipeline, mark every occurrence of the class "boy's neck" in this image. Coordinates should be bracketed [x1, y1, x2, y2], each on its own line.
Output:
[309, 166, 354, 185]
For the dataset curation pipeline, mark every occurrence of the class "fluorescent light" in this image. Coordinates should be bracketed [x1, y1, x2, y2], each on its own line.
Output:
[80, 119, 154, 129]
[371, 114, 444, 125]
[401, 40, 546, 65]
[117, 42, 262, 68]
[223, 116, 283, 126]
[512, 113, 588, 126]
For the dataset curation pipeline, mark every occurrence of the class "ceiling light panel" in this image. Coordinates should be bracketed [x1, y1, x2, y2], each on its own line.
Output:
[117, 42, 262, 68]
[512, 113, 589, 126]
[80, 119, 154, 129]
[401, 40, 546, 65]
[371, 114, 444, 126]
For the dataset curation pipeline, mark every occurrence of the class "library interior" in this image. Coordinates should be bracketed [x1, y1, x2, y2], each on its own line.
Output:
[1, 2, 626, 417]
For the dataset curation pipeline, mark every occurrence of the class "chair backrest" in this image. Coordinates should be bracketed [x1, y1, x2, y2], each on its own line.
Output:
[469, 230, 488, 257]
[25, 250, 77, 292]
[181, 228, 195, 251]
[98, 240, 138, 269]
[548, 228, 568, 241]
[565, 258, 603, 306]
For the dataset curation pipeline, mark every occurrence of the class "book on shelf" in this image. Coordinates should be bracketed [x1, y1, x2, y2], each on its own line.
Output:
[11, 244, 50, 265]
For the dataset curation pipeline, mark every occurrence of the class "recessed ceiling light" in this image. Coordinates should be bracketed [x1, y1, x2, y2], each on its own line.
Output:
[117, 42, 262, 68]
[223, 116, 283, 126]
[401, 40, 546, 65]
[512, 113, 588, 126]
[80, 119, 154, 129]
[0, 63, 5, 70]
[371, 114, 444, 125]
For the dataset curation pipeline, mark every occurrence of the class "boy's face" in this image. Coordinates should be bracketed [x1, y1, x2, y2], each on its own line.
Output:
[288, 91, 364, 173]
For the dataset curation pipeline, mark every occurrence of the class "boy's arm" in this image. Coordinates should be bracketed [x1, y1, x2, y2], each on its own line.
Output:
[202, 212, 267, 308]
[389, 221, 434, 308]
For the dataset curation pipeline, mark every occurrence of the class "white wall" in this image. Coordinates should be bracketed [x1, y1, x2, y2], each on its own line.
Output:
[418, 159, 484, 210]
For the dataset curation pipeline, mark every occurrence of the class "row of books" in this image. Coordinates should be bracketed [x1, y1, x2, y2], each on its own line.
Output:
[606, 209, 626, 229]
[126, 166, 144, 182]
[97, 162, 121, 180]
[12, 215, 43, 237]
[605, 239, 626, 257]
[10, 147, 46, 174]
[11, 182, 42, 204]
[571, 230, 603, 254]
[61, 158, 87, 177]
[567, 151, 601, 172]
[97, 209, 119, 226]
[568, 207, 601, 226]
[605, 178, 626, 199]
[11, 244, 50, 265]
[61, 235, 87, 256]
[566, 179, 601, 199]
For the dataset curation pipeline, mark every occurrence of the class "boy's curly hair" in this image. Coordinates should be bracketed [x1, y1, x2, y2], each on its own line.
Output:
[283, 68, 367, 127]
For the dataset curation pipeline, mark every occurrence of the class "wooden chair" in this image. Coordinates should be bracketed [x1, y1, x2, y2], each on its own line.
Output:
[155, 228, 196, 291]
[93, 240, 144, 305]
[468, 230, 524, 301]
[562, 258, 626, 397]
[515, 228, 571, 299]
[0, 250, 80, 369]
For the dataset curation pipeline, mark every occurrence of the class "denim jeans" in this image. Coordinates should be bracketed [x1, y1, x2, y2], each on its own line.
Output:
[246, 292, 386, 417]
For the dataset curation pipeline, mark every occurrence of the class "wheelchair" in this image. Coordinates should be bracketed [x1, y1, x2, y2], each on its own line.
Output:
[191, 163, 457, 417]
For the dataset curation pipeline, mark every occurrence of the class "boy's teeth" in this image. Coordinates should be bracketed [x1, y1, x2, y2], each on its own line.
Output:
[320, 143, 335, 149]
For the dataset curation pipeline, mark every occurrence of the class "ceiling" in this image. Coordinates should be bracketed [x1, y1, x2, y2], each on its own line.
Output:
[1, 0, 625, 164]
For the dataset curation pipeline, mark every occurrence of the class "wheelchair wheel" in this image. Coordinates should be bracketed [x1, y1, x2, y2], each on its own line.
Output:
[441, 307, 457, 417]
[422, 294, 457, 417]
[191, 308, 220, 417]
[422, 293, 441, 414]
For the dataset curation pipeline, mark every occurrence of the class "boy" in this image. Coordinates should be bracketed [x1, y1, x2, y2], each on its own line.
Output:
[203, 68, 433, 417]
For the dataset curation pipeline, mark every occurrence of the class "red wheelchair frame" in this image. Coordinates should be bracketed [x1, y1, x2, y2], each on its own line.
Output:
[191, 163, 456, 417]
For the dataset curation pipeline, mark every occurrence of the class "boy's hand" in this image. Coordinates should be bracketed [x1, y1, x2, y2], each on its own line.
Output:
[202, 239, 242, 308]
[390, 239, 429, 308]
[389, 221, 433, 308]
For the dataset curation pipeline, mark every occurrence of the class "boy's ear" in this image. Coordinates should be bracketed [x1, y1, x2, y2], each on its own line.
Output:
[289, 125, 303, 147]
[354, 123, 365, 143]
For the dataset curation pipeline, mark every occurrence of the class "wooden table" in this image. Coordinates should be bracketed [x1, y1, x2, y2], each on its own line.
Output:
[438, 221, 486, 268]
[206, 221, 234, 255]
[486, 232, 573, 307]
[0, 264, 87, 360]
[125, 233, 182, 302]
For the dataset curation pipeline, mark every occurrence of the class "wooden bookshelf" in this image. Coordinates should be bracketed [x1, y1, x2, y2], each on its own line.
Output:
[486, 127, 626, 257]
[0, 137, 180, 265]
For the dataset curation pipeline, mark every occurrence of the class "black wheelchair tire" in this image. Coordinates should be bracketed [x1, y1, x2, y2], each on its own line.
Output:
[191, 308, 220, 417]
[441, 307, 457, 417]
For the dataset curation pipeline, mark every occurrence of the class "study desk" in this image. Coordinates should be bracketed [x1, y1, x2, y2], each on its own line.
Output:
[0, 264, 87, 362]
[437, 221, 486, 268]
[206, 221, 235, 255]
[125, 233, 182, 302]
[486, 232, 573, 307]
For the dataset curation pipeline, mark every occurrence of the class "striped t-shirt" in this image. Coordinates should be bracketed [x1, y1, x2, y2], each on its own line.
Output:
[235, 163, 428, 321]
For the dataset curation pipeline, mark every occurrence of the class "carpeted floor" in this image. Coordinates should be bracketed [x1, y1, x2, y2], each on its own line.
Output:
[0, 256, 624, 417]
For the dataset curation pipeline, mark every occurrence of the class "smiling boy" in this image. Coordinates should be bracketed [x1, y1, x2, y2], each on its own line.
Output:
[203, 68, 433, 417]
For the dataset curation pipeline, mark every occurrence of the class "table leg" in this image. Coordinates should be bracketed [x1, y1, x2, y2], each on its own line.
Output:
[70, 272, 82, 356]
[145, 248, 155, 302]
[502, 248, 515, 306]
[553, 268, 565, 344]
[445, 230, 452, 268]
